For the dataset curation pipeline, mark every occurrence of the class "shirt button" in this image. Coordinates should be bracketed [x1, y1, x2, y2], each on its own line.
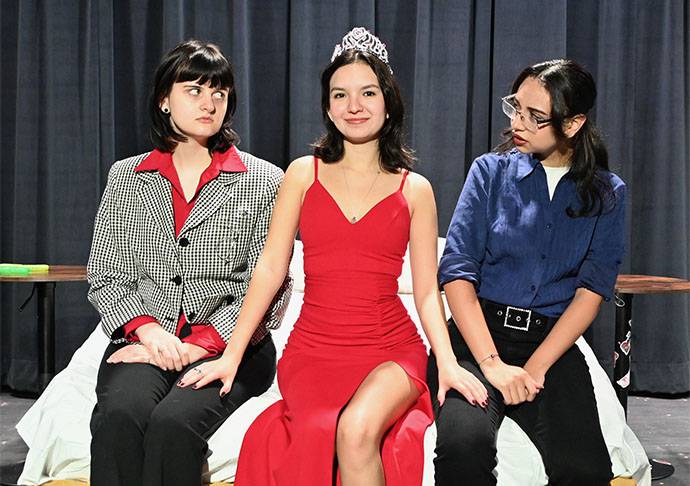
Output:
[188, 311, 196, 321]
[530, 285, 536, 291]
[226, 295, 235, 305]
[179, 237, 190, 247]
[172, 275, 182, 285]
[546, 223, 553, 230]
[541, 254, 546, 260]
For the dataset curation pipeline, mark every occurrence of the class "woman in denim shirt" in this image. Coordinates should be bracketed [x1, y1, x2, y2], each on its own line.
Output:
[428, 59, 625, 485]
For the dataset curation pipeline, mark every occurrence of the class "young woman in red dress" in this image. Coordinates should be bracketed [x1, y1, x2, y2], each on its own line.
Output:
[179, 28, 487, 485]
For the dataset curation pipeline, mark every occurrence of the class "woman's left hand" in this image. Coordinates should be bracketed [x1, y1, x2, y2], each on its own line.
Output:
[523, 361, 546, 389]
[437, 359, 488, 408]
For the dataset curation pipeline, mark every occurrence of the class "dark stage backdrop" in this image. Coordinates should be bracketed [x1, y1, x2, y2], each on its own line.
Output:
[1, 0, 688, 393]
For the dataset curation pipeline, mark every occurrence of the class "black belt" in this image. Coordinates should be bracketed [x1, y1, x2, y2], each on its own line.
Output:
[479, 298, 559, 332]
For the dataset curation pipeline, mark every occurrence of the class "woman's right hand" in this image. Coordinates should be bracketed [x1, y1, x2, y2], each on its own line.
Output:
[177, 354, 241, 397]
[480, 357, 542, 405]
[106, 343, 154, 365]
[135, 322, 189, 371]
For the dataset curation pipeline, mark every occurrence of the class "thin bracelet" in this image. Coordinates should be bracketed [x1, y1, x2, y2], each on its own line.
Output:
[478, 352, 499, 365]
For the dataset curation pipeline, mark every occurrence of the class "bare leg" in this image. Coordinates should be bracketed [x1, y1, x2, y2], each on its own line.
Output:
[336, 361, 420, 486]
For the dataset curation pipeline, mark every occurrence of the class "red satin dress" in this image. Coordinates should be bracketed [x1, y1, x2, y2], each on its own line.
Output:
[235, 158, 433, 485]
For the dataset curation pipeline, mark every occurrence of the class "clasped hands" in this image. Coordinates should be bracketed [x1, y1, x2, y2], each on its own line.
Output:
[106, 322, 205, 371]
[106, 322, 239, 397]
[480, 357, 545, 405]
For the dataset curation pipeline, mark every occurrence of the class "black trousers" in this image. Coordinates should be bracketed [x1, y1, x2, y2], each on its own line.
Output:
[90, 336, 276, 486]
[427, 314, 612, 486]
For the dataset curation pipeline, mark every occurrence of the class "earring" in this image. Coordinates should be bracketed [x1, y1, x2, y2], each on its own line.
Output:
[385, 113, 390, 120]
[162, 107, 170, 114]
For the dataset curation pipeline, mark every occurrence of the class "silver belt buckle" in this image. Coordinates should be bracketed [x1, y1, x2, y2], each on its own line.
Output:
[504, 306, 531, 331]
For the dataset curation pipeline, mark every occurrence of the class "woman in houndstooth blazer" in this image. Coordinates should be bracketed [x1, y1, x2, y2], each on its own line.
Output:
[87, 40, 291, 486]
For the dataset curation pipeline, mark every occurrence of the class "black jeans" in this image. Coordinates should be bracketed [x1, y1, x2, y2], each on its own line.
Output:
[427, 311, 612, 486]
[90, 336, 276, 486]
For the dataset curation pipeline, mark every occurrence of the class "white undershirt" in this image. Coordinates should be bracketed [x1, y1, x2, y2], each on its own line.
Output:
[543, 165, 570, 200]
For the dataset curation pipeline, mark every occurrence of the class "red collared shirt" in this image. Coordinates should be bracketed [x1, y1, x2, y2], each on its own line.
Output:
[123, 146, 247, 357]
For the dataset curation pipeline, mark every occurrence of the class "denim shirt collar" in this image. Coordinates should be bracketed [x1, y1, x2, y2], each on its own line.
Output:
[515, 151, 541, 182]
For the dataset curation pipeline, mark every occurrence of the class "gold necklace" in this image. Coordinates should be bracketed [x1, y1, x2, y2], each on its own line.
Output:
[340, 164, 381, 223]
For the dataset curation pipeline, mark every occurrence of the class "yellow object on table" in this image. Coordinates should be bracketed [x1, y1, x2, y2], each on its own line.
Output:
[0, 263, 50, 275]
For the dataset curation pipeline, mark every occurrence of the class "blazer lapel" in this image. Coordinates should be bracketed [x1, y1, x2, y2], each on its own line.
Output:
[179, 171, 243, 236]
[136, 172, 177, 246]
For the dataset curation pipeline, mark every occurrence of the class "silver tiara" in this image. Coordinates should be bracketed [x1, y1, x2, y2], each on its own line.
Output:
[331, 27, 393, 73]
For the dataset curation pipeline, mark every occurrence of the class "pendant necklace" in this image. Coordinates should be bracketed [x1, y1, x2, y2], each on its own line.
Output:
[340, 163, 381, 223]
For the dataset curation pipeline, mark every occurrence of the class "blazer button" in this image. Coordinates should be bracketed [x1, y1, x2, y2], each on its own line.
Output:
[179, 237, 190, 247]
[226, 295, 235, 305]
[188, 312, 197, 321]
[172, 275, 182, 285]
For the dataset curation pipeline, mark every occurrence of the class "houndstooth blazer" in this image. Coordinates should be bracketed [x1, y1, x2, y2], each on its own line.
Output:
[87, 149, 292, 345]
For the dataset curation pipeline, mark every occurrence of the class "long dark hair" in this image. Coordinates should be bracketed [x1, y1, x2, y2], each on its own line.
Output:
[496, 59, 614, 217]
[149, 39, 239, 153]
[312, 50, 415, 173]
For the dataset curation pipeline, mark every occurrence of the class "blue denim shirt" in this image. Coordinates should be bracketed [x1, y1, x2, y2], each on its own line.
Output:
[439, 150, 626, 317]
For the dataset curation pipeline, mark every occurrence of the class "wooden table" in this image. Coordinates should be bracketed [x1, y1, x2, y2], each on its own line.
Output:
[613, 274, 690, 480]
[0, 265, 87, 389]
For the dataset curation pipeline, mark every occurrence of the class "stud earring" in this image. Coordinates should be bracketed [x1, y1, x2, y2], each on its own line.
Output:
[162, 107, 170, 114]
[385, 113, 390, 120]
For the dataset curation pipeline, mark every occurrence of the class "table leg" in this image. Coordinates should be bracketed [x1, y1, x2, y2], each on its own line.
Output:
[614, 293, 675, 480]
[36, 282, 56, 389]
[614, 293, 632, 413]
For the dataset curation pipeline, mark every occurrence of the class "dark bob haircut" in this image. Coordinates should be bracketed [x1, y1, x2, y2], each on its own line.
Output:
[149, 39, 239, 153]
[496, 59, 614, 217]
[312, 49, 415, 173]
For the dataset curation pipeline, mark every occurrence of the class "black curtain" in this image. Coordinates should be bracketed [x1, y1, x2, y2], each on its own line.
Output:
[1, 0, 688, 394]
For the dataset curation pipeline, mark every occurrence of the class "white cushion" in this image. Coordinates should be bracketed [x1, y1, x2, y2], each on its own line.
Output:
[288, 239, 305, 292]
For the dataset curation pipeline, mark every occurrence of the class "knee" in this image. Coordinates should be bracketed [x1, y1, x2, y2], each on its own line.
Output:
[435, 408, 494, 460]
[336, 406, 381, 458]
[91, 401, 149, 440]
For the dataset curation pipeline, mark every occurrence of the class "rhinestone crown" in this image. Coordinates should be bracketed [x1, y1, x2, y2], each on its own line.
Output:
[331, 27, 392, 73]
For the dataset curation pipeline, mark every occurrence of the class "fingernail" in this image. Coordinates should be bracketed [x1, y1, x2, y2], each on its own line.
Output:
[220, 391, 226, 398]
[192, 384, 198, 389]
[469, 399, 476, 405]
[177, 380, 184, 386]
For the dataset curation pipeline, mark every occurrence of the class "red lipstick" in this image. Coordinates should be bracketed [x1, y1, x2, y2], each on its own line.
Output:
[513, 133, 527, 146]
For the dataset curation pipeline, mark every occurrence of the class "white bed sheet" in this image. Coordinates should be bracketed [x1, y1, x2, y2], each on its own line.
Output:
[17, 291, 650, 485]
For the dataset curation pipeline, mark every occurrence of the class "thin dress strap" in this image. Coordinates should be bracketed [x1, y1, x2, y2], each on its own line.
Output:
[313, 156, 319, 181]
[398, 169, 409, 191]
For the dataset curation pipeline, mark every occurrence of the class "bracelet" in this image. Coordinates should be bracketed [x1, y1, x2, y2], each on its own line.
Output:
[478, 352, 499, 365]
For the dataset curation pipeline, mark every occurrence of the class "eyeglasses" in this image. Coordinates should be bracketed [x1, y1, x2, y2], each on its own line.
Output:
[501, 95, 552, 133]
